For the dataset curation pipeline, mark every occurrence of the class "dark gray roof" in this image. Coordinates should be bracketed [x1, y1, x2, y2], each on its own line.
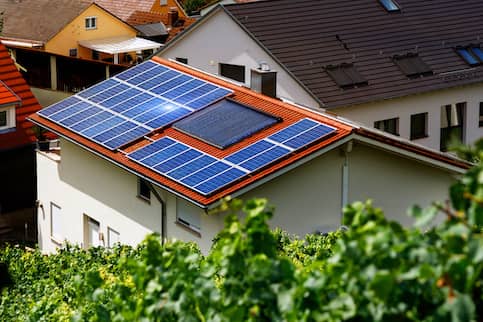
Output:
[134, 22, 168, 37]
[223, 0, 483, 108]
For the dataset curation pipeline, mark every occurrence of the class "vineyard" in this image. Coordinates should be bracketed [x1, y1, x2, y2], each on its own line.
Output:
[0, 141, 482, 321]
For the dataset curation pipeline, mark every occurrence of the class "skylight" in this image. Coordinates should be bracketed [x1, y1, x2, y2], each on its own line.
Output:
[456, 45, 483, 66]
[379, 0, 400, 12]
[325, 63, 368, 89]
[393, 53, 433, 78]
[173, 98, 281, 149]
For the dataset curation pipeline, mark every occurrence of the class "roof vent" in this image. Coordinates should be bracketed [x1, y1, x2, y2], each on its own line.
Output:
[325, 63, 368, 89]
[392, 53, 433, 78]
[258, 61, 271, 71]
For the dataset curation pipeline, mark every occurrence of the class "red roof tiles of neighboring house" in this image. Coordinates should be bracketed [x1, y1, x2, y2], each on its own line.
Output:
[29, 57, 469, 206]
[0, 81, 20, 107]
[0, 44, 42, 150]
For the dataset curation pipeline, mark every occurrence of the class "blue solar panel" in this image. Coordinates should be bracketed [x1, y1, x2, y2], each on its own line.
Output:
[49, 101, 92, 122]
[103, 126, 151, 150]
[283, 124, 336, 149]
[161, 79, 204, 99]
[128, 137, 176, 161]
[93, 121, 138, 143]
[174, 84, 217, 104]
[268, 119, 318, 144]
[111, 93, 156, 113]
[137, 70, 180, 90]
[181, 161, 230, 186]
[166, 155, 217, 180]
[115, 61, 157, 81]
[89, 84, 130, 103]
[99, 88, 142, 108]
[38, 96, 81, 117]
[145, 106, 191, 129]
[239, 146, 290, 171]
[121, 98, 166, 118]
[225, 140, 274, 164]
[194, 167, 246, 195]
[151, 75, 192, 95]
[77, 79, 119, 99]
[59, 105, 102, 127]
[186, 88, 232, 109]
[142, 143, 189, 167]
[126, 65, 168, 85]
[82, 116, 125, 137]
[134, 103, 176, 123]
[71, 111, 114, 132]
[153, 149, 202, 173]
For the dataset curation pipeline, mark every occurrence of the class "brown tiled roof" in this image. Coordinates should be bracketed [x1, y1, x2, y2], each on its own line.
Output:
[29, 57, 468, 206]
[0, 0, 92, 43]
[223, 0, 483, 108]
[0, 43, 42, 150]
[94, 0, 155, 21]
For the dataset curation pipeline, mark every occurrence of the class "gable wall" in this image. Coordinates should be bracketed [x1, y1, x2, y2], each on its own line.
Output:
[45, 5, 137, 58]
[159, 9, 321, 109]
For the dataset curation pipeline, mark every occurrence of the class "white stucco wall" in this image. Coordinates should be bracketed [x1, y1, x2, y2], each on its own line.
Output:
[159, 9, 320, 109]
[36, 138, 459, 253]
[335, 84, 483, 151]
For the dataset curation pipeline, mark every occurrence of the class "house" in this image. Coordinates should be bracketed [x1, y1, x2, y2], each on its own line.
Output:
[157, 0, 483, 152]
[29, 58, 468, 253]
[0, 0, 161, 64]
[0, 43, 42, 242]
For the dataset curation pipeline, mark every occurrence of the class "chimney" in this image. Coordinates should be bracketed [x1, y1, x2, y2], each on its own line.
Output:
[250, 62, 277, 98]
[168, 7, 178, 27]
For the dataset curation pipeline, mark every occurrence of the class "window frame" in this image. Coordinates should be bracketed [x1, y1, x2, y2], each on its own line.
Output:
[374, 117, 399, 136]
[107, 227, 120, 248]
[410, 112, 428, 140]
[137, 178, 151, 202]
[219, 63, 246, 83]
[176, 199, 201, 236]
[50, 202, 62, 244]
[85, 16, 97, 30]
[175, 57, 188, 64]
[440, 102, 466, 151]
[0, 105, 15, 132]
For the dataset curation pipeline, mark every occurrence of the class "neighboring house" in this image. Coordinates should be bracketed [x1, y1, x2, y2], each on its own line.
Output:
[157, 0, 483, 152]
[0, 0, 161, 64]
[29, 58, 468, 253]
[0, 43, 42, 242]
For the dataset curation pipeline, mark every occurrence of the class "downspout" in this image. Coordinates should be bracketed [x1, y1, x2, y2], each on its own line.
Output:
[341, 141, 352, 223]
[147, 182, 167, 244]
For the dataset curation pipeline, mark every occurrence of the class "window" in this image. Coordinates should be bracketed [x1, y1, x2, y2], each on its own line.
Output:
[69, 48, 77, 57]
[92, 50, 99, 60]
[50, 203, 62, 242]
[374, 117, 399, 135]
[177, 199, 201, 234]
[325, 63, 368, 89]
[0, 106, 15, 132]
[440, 102, 465, 151]
[138, 178, 151, 201]
[85, 16, 97, 30]
[393, 53, 433, 78]
[455, 45, 483, 66]
[107, 227, 120, 248]
[84, 215, 101, 248]
[175, 57, 188, 64]
[410, 112, 428, 140]
[160, 0, 167, 5]
[219, 63, 245, 83]
[379, 0, 400, 12]
[479, 103, 483, 127]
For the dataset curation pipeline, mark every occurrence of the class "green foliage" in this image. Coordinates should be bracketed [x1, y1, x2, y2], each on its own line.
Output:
[1, 141, 482, 321]
[182, 0, 207, 15]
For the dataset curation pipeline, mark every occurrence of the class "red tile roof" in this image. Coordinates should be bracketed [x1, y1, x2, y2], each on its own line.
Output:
[0, 43, 42, 150]
[0, 81, 20, 106]
[28, 57, 468, 206]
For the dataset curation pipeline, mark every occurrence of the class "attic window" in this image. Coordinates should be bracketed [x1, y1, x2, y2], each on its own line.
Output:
[173, 98, 281, 149]
[379, 0, 400, 12]
[455, 45, 483, 66]
[0, 106, 15, 132]
[392, 53, 433, 78]
[85, 16, 97, 30]
[325, 63, 368, 89]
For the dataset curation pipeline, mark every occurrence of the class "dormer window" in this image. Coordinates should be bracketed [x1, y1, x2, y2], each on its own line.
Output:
[379, 0, 400, 12]
[393, 53, 433, 78]
[85, 16, 97, 30]
[0, 105, 16, 132]
[455, 45, 483, 66]
[325, 63, 368, 89]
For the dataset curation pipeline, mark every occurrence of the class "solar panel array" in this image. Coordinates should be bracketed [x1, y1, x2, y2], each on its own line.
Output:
[37, 60, 233, 150]
[127, 118, 336, 196]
